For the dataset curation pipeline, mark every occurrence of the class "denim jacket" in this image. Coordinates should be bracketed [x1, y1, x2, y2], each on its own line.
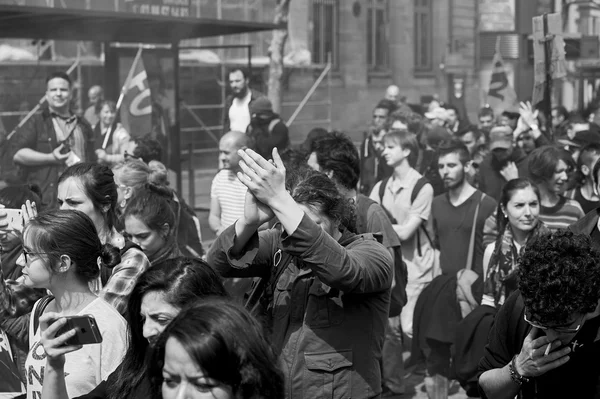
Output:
[208, 214, 393, 399]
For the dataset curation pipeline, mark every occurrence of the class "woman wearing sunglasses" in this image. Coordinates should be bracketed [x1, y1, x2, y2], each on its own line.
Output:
[479, 230, 600, 399]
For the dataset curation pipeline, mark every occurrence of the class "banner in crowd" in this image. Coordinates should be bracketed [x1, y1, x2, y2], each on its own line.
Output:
[119, 49, 153, 138]
[486, 49, 518, 116]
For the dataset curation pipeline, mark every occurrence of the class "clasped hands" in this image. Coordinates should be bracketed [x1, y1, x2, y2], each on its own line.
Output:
[236, 148, 289, 226]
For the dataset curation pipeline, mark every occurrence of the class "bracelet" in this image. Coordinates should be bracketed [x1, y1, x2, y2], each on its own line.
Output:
[509, 355, 530, 385]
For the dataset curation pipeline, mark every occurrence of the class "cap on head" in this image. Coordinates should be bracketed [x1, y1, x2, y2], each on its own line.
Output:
[250, 97, 273, 115]
[489, 126, 513, 150]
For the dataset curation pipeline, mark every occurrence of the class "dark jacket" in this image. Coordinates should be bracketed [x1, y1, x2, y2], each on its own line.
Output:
[359, 134, 393, 196]
[569, 207, 600, 251]
[221, 88, 263, 134]
[478, 148, 529, 202]
[208, 214, 393, 399]
[246, 111, 290, 159]
[8, 108, 94, 209]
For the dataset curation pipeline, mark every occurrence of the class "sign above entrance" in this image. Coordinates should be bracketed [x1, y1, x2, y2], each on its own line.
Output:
[126, 0, 191, 18]
[479, 0, 516, 32]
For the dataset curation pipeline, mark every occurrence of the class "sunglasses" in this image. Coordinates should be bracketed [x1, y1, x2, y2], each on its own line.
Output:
[524, 312, 585, 334]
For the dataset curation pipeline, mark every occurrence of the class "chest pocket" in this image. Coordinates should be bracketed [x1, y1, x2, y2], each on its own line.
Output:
[305, 282, 345, 329]
[272, 269, 294, 321]
[304, 350, 353, 399]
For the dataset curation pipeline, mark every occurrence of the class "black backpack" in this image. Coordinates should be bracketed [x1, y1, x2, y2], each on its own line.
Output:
[356, 195, 407, 317]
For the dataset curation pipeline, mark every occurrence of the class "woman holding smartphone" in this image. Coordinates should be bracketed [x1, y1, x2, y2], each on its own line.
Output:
[39, 257, 229, 399]
[20, 209, 127, 398]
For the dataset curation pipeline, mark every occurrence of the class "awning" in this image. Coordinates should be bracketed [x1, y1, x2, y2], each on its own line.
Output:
[0, 4, 278, 44]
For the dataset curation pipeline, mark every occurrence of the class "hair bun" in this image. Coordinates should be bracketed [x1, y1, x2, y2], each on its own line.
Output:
[148, 160, 169, 186]
[100, 243, 121, 269]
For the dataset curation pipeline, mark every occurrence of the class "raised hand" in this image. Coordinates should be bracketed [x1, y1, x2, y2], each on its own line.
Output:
[39, 312, 83, 369]
[242, 190, 275, 227]
[514, 327, 571, 378]
[22, 199, 38, 226]
[519, 101, 539, 129]
[236, 148, 287, 207]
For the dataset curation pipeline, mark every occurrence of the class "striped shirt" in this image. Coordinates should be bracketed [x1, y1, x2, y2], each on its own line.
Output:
[539, 197, 584, 231]
[210, 169, 247, 229]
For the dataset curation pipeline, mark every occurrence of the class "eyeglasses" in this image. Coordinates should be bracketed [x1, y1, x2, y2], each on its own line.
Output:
[22, 248, 47, 263]
[524, 312, 585, 334]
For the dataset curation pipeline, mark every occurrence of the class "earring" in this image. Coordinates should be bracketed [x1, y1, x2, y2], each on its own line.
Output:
[120, 199, 127, 208]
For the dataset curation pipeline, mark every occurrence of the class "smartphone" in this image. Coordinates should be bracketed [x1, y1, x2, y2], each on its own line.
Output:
[3, 208, 23, 231]
[56, 315, 103, 346]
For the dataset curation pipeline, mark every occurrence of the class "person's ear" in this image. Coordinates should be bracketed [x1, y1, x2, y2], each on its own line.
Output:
[124, 187, 133, 200]
[325, 170, 334, 179]
[582, 165, 590, 177]
[57, 255, 72, 273]
[161, 223, 170, 238]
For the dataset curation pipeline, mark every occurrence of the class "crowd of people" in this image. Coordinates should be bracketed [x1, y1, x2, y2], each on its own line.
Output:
[1, 68, 600, 399]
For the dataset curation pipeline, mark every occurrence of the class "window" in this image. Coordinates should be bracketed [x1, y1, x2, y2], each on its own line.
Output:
[414, 0, 433, 72]
[367, 0, 388, 71]
[311, 0, 339, 66]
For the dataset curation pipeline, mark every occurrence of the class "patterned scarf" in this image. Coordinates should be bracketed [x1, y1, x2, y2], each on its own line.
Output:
[483, 220, 549, 307]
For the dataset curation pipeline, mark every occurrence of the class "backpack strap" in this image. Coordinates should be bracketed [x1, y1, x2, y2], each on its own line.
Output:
[410, 176, 433, 256]
[378, 177, 390, 205]
[33, 295, 54, 334]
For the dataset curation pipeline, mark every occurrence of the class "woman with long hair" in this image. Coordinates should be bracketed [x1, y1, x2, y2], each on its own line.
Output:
[482, 178, 549, 308]
[94, 100, 131, 165]
[19, 209, 126, 398]
[122, 184, 181, 266]
[39, 257, 228, 399]
[148, 299, 284, 399]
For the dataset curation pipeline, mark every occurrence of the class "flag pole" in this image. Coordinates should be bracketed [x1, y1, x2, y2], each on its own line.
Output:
[116, 46, 143, 112]
[6, 58, 80, 141]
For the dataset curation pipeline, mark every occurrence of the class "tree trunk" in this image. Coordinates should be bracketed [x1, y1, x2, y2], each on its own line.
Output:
[267, 0, 291, 115]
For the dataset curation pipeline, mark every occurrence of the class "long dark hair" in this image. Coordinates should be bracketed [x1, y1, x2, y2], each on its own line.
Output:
[149, 299, 284, 399]
[495, 178, 541, 235]
[57, 163, 118, 231]
[25, 209, 120, 283]
[108, 257, 228, 399]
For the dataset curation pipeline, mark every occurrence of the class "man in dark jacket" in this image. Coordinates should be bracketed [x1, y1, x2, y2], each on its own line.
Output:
[478, 126, 530, 201]
[246, 96, 289, 159]
[221, 67, 263, 134]
[9, 72, 94, 209]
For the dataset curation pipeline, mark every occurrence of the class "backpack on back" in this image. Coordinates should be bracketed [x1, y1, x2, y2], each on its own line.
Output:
[356, 195, 407, 317]
[378, 176, 434, 256]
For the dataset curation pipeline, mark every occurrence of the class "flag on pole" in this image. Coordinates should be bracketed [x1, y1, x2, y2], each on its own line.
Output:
[486, 43, 518, 116]
[118, 48, 152, 138]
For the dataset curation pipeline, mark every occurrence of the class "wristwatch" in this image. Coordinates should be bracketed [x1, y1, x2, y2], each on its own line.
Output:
[509, 355, 530, 385]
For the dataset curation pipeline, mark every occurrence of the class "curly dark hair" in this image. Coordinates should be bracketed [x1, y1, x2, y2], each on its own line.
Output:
[311, 131, 360, 190]
[518, 230, 600, 325]
[286, 167, 357, 233]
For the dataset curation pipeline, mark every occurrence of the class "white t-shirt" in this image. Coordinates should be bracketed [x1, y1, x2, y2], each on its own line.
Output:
[228, 91, 252, 132]
[26, 297, 127, 399]
[211, 169, 247, 229]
